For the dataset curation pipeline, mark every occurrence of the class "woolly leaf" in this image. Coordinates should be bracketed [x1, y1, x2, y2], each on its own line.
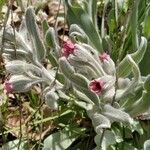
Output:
[95, 130, 116, 150]
[65, 0, 103, 52]
[117, 37, 147, 77]
[128, 91, 150, 116]
[59, 57, 75, 77]
[25, 7, 46, 62]
[144, 140, 150, 150]
[45, 27, 60, 58]
[92, 113, 111, 133]
[45, 91, 59, 110]
[143, 6, 150, 37]
[5, 60, 42, 76]
[144, 75, 150, 92]
[69, 24, 88, 43]
[9, 75, 43, 93]
[102, 104, 133, 124]
[44, 128, 78, 150]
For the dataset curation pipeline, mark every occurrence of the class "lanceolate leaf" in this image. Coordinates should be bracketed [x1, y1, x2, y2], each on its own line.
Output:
[45, 27, 60, 58]
[117, 37, 147, 77]
[143, 6, 150, 37]
[102, 104, 133, 124]
[25, 7, 46, 62]
[144, 140, 150, 150]
[5, 60, 42, 76]
[43, 127, 82, 150]
[128, 91, 150, 116]
[65, 0, 103, 52]
[85, 0, 98, 27]
[144, 75, 150, 92]
[69, 24, 88, 43]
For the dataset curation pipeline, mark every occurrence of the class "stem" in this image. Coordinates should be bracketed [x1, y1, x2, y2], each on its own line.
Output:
[1, 110, 72, 136]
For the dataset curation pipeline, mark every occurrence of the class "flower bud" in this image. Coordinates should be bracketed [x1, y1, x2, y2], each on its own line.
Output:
[4, 75, 43, 93]
[99, 53, 110, 62]
[62, 40, 75, 57]
[4, 80, 14, 94]
[99, 53, 116, 75]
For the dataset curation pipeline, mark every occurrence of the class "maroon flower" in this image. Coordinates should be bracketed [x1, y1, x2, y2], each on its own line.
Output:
[89, 79, 105, 95]
[4, 80, 13, 94]
[99, 53, 110, 62]
[62, 40, 75, 57]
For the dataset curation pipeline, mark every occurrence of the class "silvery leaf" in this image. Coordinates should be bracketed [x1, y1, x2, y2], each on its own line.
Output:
[69, 24, 88, 43]
[5, 60, 42, 77]
[45, 27, 60, 58]
[9, 75, 44, 93]
[117, 37, 147, 77]
[45, 90, 59, 110]
[25, 7, 46, 62]
[102, 104, 133, 124]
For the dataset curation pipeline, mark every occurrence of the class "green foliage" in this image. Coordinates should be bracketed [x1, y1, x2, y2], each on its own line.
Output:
[43, 127, 85, 150]
[1, 0, 150, 149]
[65, 0, 103, 52]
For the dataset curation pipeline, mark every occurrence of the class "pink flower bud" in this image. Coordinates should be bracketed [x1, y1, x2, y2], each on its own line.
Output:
[62, 40, 75, 57]
[99, 53, 116, 75]
[99, 53, 110, 62]
[4, 80, 13, 94]
[89, 79, 106, 95]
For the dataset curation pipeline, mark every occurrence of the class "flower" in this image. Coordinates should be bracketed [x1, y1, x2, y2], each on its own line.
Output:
[4, 80, 13, 94]
[62, 40, 75, 57]
[99, 53, 110, 62]
[89, 79, 106, 95]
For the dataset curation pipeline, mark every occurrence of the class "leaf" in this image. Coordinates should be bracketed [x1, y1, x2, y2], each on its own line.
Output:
[42, 19, 49, 35]
[45, 27, 60, 58]
[1, 27, 32, 54]
[102, 104, 133, 124]
[0, 0, 5, 12]
[43, 128, 79, 150]
[85, 0, 98, 27]
[25, 7, 46, 62]
[128, 91, 150, 116]
[65, 0, 103, 52]
[116, 55, 142, 101]
[45, 90, 59, 110]
[9, 75, 44, 93]
[69, 24, 88, 43]
[47, 53, 58, 67]
[59, 57, 75, 77]
[87, 111, 111, 133]
[94, 130, 116, 150]
[71, 73, 89, 89]
[117, 36, 147, 77]
[2, 139, 27, 150]
[143, 6, 150, 37]
[144, 140, 150, 150]
[5, 60, 42, 76]
[144, 75, 150, 92]
[140, 43, 150, 75]
[131, 0, 140, 50]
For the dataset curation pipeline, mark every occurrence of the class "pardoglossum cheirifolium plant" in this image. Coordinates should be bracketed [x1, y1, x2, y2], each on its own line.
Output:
[0, 0, 150, 149]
